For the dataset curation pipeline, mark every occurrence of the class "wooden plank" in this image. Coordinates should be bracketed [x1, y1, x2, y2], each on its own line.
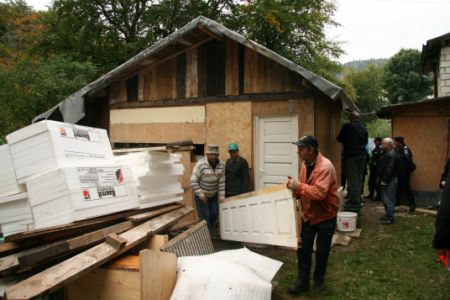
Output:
[105, 233, 127, 250]
[103, 255, 140, 271]
[140, 249, 177, 300]
[4, 206, 192, 300]
[177, 53, 186, 99]
[127, 204, 183, 223]
[146, 235, 168, 251]
[0, 221, 134, 275]
[185, 49, 198, 98]
[3, 209, 141, 243]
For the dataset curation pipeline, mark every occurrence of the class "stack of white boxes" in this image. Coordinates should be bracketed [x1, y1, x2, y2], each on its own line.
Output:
[0, 144, 33, 236]
[3, 120, 138, 231]
[114, 150, 184, 209]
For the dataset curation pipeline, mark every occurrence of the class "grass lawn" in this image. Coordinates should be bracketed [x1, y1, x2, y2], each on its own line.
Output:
[216, 201, 450, 299]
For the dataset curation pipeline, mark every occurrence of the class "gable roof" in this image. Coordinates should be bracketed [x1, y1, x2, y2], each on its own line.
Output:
[376, 96, 450, 119]
[34, 16, 357, 123]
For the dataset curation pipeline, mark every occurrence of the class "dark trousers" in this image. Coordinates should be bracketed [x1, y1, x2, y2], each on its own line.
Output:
[298, 218, 336, 285]
[397, 175, 415, 206]
[194, 194, 218, 231]
[345, 155, 366, 204]
[368, 168, 380, 199]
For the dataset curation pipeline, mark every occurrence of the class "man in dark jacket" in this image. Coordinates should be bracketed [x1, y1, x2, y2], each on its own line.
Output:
[366, 137, 383, 201]
[378, 138, 397, 225]
[225, 143, 250, 198]
[337, 111, 368, 212]
[433, 160, 450, 251]
[394, 136, 416, 213]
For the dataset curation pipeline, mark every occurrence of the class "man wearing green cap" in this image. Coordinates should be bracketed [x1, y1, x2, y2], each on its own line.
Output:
[225, 143, 250, 198]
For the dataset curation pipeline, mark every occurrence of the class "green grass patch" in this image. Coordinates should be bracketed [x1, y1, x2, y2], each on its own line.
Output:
[250, 207, 450, 299]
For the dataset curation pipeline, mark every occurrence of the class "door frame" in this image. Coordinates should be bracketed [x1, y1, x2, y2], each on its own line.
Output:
[254, 114, 299, 189]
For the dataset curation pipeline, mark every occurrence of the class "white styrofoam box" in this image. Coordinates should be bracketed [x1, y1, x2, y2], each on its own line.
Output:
[0, 144, 26, 196]
[6, 120, 114, 183]
[0, 192, 32, 224]
[1, 221, 34, 237]
[114, 151, 184, 176]
[25, 166, 138, 229]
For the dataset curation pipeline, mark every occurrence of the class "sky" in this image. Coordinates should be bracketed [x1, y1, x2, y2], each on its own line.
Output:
[25, 0, 450, 63]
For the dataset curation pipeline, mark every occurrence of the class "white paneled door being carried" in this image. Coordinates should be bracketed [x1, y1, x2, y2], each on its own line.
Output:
[255, 115, 299, 189]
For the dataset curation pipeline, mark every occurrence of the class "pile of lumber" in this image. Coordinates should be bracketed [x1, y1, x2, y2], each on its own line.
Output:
[0, 203, 193, 300]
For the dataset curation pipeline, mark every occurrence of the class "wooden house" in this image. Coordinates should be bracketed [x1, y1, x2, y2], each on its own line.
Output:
[377, 32, 450, 206]
[34, 16, 356, 190]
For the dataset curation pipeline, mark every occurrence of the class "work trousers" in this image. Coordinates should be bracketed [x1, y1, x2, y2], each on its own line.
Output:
[298, 218, 336, 285]
[194, 194, 218, 231]
[381, 177, 397, 222]
[368, 167, 380, 199]
[344, 155, 366, 204]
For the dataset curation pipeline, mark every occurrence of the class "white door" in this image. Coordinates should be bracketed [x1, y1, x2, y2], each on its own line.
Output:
[255, 115, 299, 189]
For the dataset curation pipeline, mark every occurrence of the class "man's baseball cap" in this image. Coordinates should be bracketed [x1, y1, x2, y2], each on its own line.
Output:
[228, 143, 238, 151]
[293, 135, 319, 148]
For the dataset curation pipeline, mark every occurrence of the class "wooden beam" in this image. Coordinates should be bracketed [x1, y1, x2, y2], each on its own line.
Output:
[5, 204, 180, 243]
[127, 204, 184, 223]
[110, 91, 313, 110]
[0, 221, 133, 276]
[3, 206, 192, 300]
[105, 233, 127, 250]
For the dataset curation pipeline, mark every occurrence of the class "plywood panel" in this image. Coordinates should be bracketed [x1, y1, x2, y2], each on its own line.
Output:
[185, 49, 198, 98]
[110, 106, 205, 124]
[225, 39, 239, 96]
[243, 48, 302, 94]
[205, 102, 252, 165]
[67, 268, 140, 300]
[110, 123, 206, 144]
[110, 81, 127, 104]
[140, 249, 177, 300]
[393, 116, 448, 191]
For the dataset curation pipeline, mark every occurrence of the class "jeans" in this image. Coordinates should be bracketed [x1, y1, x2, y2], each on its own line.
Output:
[298, 218, 336, 285]
[381, 177, 397, 222]
[194, 194, 218, 231]
[345, 155, 366, 204]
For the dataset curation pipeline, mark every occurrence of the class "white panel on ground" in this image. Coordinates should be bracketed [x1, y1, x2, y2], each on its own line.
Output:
[219, 187, 298, 248]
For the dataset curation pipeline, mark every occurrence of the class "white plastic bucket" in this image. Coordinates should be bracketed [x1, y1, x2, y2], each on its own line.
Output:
[336, 212, 357, 232]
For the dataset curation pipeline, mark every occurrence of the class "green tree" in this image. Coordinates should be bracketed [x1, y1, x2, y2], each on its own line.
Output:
[382, 49, 432, 104]
[341, 63, 385, 122]
[0, 55, 98, 142]
[225, 0, 343, 80]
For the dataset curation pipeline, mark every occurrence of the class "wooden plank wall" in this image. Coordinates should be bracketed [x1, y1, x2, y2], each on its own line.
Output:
[185, 49, 198, 98]
[244, 47, 301, 94]
[314, 95, 341, 180]
[142, 58, 177, 101]
[225, 39, 239, 96]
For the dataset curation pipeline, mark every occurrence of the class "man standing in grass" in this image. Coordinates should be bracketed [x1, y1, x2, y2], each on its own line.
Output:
[286, 135, 339, 294]
[378, 138, 398, 225]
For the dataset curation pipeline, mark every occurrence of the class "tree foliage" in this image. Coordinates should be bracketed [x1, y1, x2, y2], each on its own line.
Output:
[382, 49, 432, 104]
[341, 63, 386, 122]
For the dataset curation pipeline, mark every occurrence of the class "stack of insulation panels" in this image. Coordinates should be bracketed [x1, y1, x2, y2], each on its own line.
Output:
[0, 192, 33, 236]
[4, 120, 138, 230]
[0, 144, 31, 236]
[114, 150, 184, 209]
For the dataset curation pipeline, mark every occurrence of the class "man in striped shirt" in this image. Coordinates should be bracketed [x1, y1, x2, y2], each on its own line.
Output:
[190, 144, 226, 231]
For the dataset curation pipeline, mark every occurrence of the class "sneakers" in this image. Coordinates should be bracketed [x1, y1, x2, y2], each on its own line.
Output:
[288, 279, 310, 294]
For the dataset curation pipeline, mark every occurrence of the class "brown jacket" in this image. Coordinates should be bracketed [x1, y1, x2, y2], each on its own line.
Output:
[294, 152, 339, 225]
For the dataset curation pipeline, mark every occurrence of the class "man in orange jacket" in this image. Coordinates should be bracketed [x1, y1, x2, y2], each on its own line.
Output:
[286, 135, 339, 294]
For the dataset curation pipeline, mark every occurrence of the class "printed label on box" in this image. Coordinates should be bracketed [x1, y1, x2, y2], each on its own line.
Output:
[58, 124, 101, 143]
[78, 167, 128, 201]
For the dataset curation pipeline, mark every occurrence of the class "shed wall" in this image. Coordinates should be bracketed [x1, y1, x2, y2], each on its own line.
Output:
[393, 116, 448, 192]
